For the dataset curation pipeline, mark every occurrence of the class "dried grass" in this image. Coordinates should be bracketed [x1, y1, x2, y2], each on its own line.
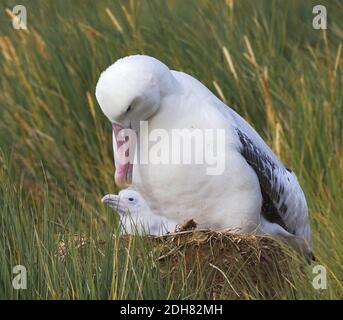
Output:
[57, 229, 293, 299]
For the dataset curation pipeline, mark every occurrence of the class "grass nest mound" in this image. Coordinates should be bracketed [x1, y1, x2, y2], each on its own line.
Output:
[58, 222, 297, 299]
[151, 229, 293, 299]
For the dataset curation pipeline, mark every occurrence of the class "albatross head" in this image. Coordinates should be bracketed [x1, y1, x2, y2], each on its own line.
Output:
[102, 189, 145, 216]
[95, 55, 167, 128]
[95, 55, 177, 188]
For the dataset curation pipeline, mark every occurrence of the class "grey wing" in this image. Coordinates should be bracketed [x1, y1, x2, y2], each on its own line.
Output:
[235, 127, 310, 243]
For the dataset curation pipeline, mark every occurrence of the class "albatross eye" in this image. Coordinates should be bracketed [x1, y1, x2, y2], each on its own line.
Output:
[128, 197, 134, 201]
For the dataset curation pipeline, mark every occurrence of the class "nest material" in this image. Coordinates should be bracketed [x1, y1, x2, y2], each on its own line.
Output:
[57, 221, 295, 299]
[154, 229, 292, 298]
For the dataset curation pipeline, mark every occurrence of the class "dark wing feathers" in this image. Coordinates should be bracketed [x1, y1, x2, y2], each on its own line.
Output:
[235, 128, 294, 234]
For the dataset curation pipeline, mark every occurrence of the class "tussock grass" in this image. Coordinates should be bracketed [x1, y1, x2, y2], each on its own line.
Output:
[0, 0, 342, 299]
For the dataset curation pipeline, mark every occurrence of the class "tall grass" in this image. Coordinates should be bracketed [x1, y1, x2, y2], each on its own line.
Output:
[0, 0, 342, 299]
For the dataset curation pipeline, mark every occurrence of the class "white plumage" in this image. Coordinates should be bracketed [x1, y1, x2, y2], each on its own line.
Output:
[96, 55, 312, 256]
[102, 189, 176, 236]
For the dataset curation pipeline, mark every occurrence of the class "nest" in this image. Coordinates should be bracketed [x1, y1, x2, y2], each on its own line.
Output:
[57, 221, 296, 299]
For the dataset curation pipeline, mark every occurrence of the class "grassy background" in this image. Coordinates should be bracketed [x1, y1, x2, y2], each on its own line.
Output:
[0, 0, 342, 299]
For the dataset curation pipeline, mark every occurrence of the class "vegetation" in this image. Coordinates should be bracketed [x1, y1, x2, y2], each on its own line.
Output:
[0, 0, 342, 299]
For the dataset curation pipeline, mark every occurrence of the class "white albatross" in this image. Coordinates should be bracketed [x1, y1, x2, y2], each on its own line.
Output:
[102, 189, 177, 236]
[95, 55, 313, 257]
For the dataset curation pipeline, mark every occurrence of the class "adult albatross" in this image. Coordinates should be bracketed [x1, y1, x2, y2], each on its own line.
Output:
[95, 55, 312, 256]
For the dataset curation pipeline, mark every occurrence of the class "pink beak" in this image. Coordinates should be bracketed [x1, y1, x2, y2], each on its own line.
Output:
[112, 123, 135, 189]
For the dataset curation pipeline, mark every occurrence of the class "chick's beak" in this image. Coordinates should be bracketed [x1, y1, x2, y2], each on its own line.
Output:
[101, 194, 120, 210]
